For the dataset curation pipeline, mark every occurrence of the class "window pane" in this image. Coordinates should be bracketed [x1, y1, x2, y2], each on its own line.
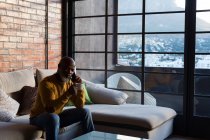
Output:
[75, 53, 105, 69]
[196, 12, 210, 31]
[107, 54, 141, 72]
[196, 34, 210, 53]
[146, 0, 185, 12]
[118, 35, 142, 52]
[145, 73, 184, 94]
[75, 0, 105, 17]
[75, 35, 105, 52]
[108, 16, 114, 33]
[107, 35, 114, 52]
[118, 0, 142, 14]
[118, 15, 142, 33]
[194, 97, 210, 117]
[145, 13, 185, 32]
[196, 0, 210, 10]
[77, 70, 105, 84]
[151, 93, 183, 114]
[75, 17, 105, 34]
[108, 0, 114, 15]
[195, 55, 210, 69]
[145, 54, 184, 68]
[145, 34, 184, 52]
[195, 76, 210, 96]
[118, 53, 142, 66]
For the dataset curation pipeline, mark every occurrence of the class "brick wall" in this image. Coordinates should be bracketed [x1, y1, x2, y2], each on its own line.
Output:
[0, 0, 62, 72]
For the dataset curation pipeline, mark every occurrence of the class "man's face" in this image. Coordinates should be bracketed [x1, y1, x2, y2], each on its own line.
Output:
[58, 63, 75, 82]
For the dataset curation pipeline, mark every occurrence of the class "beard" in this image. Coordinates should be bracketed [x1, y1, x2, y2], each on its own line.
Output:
[57, 70, 71, 82]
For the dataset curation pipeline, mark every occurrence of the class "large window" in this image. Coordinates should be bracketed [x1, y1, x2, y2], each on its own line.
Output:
[70, 0, 210, 137]
[194, 0, 210, 117]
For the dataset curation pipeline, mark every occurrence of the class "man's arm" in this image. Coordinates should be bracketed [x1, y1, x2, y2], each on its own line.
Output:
[69, 75, 85, 108]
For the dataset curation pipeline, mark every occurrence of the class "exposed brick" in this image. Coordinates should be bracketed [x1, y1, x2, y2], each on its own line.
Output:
[0, 9, 6, 15]
[27, 8, 36, 14]
[21, 13, 30, 19]
[29, 32, 40, 37]
[0, 36, 9, 41]
[14, 18, 26, 25]
[0, 23, 7, 28]
[10, 61, 22, 68]
[0, 42, 3, 48]
[0, 62, 10, 68]
[17, 43, 28, 48]
[34, 37, 45, 43]
[18, 1, 30, 7]
[17, 31, 28, 37]
[7, 11, 21, 18]
[0, 3, 12, 10]
[1, 16, 13, 23]
[37, 10, 45, 16]
[9, 36, 21, 42]
[6, 0, 18, 4]
[0, 49, 9, 54]
[0, 29, 3, 35]
[9, 49, 21, 54]
[23, 61, 34, 67]
[0, 0, 61, 72]
[3, 29, 17, 36]
[31, 3, 45, 10]
[22, 37, 34, 43]
[4, 42, 16, 48]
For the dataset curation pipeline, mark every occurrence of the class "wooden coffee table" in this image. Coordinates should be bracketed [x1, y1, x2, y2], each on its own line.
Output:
[72, 131, 147, 140]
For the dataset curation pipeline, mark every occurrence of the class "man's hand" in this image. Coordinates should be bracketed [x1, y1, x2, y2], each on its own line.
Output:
[67, 85, 76, 95]
[72, 75, 82, 83]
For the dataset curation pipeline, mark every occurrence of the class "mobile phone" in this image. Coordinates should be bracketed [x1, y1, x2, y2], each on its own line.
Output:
[71, 72, 76, 82]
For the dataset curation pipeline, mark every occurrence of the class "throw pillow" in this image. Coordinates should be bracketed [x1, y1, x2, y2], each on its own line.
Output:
[0, 109, 14, 122]
[0, 88, 20, 121]
[84, 80, 128, 105]
[17, 86, 38, 115]
[66, 83, 93, 106]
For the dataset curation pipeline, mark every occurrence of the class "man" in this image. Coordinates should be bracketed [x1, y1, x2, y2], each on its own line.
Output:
[30, 56, 95, 140]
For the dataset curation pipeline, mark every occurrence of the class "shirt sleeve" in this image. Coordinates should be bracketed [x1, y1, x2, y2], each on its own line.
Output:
[69, 89, 85, 108]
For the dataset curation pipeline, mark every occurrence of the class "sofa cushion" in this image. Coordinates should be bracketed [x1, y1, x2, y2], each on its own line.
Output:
[84, 80, 128, 105]
[36, 69, 57, 84]
[0, 110, 14, 122]
[66, 83, 93, 106]
[0, 121, 42, 140]
[0, 89, 19, 121]
[17, 86, 38, 116]
[0, 69, 35, 95]
[84, 104, 177, 130]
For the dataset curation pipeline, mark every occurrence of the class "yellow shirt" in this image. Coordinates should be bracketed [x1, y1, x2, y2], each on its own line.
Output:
[30, 74, 85, 118]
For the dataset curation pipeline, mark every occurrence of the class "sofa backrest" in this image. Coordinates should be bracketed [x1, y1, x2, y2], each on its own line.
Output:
[36, 69, 57, 85]
[0, 69, 35, 104]
[0, 69, 35, 95]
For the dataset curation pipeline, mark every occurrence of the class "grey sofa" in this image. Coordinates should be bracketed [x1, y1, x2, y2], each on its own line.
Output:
[0, 69, 177, 140]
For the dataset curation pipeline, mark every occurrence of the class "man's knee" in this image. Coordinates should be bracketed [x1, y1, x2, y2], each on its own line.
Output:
[46, 113, 60, 126]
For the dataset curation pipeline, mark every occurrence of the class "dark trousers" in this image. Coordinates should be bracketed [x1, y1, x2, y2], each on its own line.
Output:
[30, 108, 95, 140]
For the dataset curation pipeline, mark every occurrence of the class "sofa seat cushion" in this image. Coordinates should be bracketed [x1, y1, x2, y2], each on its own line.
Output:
[84, 104, 176, 131]
[0, 121, 42, 140]
[12, 114, 82, 136]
